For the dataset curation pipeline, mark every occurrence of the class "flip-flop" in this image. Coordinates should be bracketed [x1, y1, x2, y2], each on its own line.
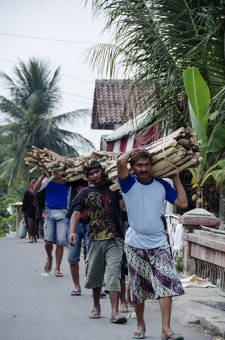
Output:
[71, 290, 81, 296]
[100, 291, 107, 297]
[44, 258, 52, 273]
[110, 313, 127, 324]
[132, 331, 145, 339]
[164, 333, 184, 340]
[55, 270, 63, 277]
[89, 308, 101, 319]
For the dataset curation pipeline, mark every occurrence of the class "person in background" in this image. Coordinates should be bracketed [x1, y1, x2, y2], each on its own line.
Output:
[66, 179, 90, 296]
[118, 211, 129, 313]
[33, 172, 69, 277]
[117, 148, 187, 340]
[22, 177, 45, 243]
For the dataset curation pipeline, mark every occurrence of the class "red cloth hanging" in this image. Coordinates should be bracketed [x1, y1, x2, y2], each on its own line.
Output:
[133, 123, 160, 148]
[106, 141, 115, 152]
[119, 137, 128, 152]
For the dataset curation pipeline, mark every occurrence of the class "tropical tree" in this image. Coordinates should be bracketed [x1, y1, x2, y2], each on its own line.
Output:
[86, 0, 225, 221]
[86, 0, 225, 132]
[0, 58, 94, 192]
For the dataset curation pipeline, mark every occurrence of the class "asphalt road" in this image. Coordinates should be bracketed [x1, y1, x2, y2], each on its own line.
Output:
[0, 238, 213, 340]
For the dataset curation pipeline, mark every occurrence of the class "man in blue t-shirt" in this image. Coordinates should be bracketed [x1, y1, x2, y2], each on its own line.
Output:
[117, 148, 188, 340]
[34, 173, 69, 277]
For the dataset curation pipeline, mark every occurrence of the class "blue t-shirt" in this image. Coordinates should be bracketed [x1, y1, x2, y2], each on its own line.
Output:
[118, 173, 177, 249]
[45, 180, 69, 210]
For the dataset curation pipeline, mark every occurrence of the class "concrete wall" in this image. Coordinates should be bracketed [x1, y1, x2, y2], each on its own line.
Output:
[183, 228, 225, 289]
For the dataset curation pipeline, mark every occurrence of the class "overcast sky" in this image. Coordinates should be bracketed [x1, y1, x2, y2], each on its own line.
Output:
[0, 0, 118, 152]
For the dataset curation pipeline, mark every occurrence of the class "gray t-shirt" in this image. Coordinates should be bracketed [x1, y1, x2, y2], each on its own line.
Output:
[118, 174, 177, 249]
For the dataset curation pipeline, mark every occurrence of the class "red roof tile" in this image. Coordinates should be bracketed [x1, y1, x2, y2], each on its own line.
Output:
[91, 79, 154, 129]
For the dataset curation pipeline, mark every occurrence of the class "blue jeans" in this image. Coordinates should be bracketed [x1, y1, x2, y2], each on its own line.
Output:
[67, 222, 89, 264]
[44, 209, 67, 247]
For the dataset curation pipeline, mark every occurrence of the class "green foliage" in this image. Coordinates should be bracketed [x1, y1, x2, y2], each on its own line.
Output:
[183, 67, 210, 132]
[212, 159, 225, 188]
[174, 255, 185, 273]
[183, 67, 225, 189]
[0, 179, 26, 236]
[0, 58, 94, 192]
[86, 0, 225, 134]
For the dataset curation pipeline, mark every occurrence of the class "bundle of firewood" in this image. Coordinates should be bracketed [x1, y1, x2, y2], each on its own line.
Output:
[24, 127, 202, 191]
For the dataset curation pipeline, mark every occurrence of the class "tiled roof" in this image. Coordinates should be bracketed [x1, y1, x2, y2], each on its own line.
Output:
[91, 79, 154, 130]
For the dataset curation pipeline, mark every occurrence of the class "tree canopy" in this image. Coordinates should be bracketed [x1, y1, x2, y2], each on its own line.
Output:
[0, 58, 94, 191]
[86, 0, 225, 133]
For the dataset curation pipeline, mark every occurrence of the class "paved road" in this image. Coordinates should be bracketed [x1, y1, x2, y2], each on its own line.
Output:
[0, 238, 213, 340]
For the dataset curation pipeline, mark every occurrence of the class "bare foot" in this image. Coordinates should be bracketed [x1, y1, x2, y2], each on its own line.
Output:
[132, 323, 146, 339]
[44, 256, 53, 273]
[128, 300, 134, 307]
[55, 270, 63, 277]
[119, 302, 128, 313]
[132, 332, 145, 339]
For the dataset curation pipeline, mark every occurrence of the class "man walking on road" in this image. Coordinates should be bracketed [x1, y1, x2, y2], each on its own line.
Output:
[68, 160, 127, 324]
[66, 179, 89, 296]
[34, 173, 69, 277]
[117, 149, 187, 340]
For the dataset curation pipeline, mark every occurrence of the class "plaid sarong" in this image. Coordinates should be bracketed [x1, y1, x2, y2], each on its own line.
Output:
[124, 244, 185, 305]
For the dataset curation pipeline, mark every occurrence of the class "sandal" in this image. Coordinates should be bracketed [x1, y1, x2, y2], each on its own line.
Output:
[164, 333, 184, 340]
[132, 331, 145, 339]
[55, 270, 63, 277]
[71, 290, 81, 296]
[110, 313, 127, 324]
[100, 291, 107, 297]
[89, 308, 101, 319]
[44, 257, 52, 273]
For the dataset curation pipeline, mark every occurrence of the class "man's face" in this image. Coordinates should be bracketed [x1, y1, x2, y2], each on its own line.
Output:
[131, 158, 152, 181]
[87, 168, 104, 186]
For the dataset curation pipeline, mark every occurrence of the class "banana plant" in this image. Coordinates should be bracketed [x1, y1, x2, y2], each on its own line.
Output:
[183, 67, 225, 207]
[212, 159, 225, 188]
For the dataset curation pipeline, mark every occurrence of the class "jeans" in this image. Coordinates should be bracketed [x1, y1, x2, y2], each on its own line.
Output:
[44, 209, 67, 247]
[67, 222, 89, 264]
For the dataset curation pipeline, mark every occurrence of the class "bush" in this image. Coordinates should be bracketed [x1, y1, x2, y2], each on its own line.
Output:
[174, 254, 185, 273]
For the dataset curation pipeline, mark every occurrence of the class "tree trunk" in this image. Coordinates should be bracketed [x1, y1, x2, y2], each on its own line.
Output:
[219, 186, 225, 230]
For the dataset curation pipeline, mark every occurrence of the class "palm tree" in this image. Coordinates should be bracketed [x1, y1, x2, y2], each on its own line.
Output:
[0, 58, 94, 192]
[86, 0, 225, 132]
[85, 0, 225, 219]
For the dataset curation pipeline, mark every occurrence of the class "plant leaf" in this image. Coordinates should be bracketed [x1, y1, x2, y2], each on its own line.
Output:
[188, 100, 208, 147]
[207, 123, 225, 153]
[183, 67, 210, 130]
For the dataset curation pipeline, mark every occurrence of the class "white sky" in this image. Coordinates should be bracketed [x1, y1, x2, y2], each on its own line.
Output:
[0, 0, 118, 152]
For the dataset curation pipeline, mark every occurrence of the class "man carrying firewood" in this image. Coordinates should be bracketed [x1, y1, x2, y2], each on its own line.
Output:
[116, 148, 188, 340]
[34, 173, 69, 277]
[68, 159, 127, 324]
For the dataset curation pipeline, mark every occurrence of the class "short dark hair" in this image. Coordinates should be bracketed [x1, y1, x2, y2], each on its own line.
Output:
[29, 177, 37, 183]
[83, 159, 102, 177]
[130, 149, 151, 167]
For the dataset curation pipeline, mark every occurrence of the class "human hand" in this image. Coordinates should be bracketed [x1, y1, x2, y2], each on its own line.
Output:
[68, 233, 76, 246]
[41, 171, 48, 178]
[22, 213, 26, 219]
[168, 173, 180, 181]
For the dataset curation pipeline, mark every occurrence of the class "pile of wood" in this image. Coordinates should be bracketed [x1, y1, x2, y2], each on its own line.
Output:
[24, 127, 202, 191]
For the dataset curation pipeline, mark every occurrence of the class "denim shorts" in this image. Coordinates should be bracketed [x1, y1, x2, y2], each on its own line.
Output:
[44, 209, 67, 247]
[85, 237, 123, 292]
[67, 222, 89, 264]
